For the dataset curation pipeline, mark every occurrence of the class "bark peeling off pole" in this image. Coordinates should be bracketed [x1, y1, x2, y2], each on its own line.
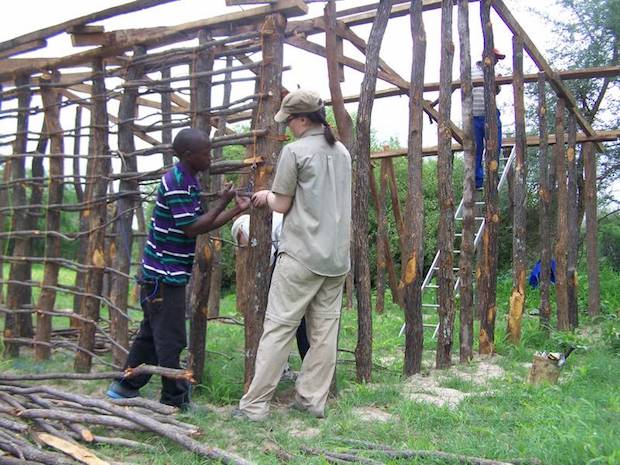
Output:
[583, 142, 600, 317]
[478, 1, 500, 356]
[506, 36, 526, 344]
[403, 0, 425, 376]
[566, 113, 579, 329]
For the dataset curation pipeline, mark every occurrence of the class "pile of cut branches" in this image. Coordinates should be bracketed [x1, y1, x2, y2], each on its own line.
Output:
[0, 365, 253, 465]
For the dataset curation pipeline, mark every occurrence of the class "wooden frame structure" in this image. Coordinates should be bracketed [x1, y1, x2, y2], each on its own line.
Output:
[0, 0, 617, 383]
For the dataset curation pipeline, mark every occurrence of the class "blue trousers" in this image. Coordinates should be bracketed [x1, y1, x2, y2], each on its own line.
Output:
[473, 110, 502, 189]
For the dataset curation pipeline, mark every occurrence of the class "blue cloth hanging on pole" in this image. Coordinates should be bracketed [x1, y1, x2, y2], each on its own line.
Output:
[529, 259, 556, 289]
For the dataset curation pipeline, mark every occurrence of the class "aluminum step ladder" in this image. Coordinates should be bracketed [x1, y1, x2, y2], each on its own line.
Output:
[399, 145, 516, 338]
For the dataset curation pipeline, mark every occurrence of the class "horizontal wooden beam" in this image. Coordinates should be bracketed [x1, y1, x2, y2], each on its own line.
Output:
[370, 130, 620, 160]
[0, 0, 180, 56]
[0, 0, 307, 82]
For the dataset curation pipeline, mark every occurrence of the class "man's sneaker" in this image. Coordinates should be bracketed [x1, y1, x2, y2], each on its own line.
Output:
[106, 381, 140, 399]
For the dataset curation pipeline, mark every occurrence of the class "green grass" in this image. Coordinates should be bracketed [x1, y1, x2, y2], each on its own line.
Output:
[1, 265, 619, 465]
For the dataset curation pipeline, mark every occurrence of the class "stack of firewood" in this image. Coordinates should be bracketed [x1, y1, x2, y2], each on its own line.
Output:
[0, 366, 254, 465]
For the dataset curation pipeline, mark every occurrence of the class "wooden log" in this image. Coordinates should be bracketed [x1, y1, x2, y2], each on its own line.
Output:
[402, 0, 425, 376]
[34, 72, 65, 360]
[0, 82, 8, 306]
[109, 46, 146, 367]
[583, 142, 600, 316]
[537, 73, 552, 331]
[506, 36, 527, 344]
[243, 14, 285, 390]
[188, 31, 215, 386]
[0, 0, 181, 56]
[34, 433, 110, 465]
[566, 114, 579, 328]
[4, 74, 33, 358]
[457, 0, 475, 363]
[554, 98, 570, 331]
[478, 2, 501, 355]
[0, 385, 255, 465]
[74, 58, 110, 373]
[352, 0, 393, 383]
[435, 0, 456, 369]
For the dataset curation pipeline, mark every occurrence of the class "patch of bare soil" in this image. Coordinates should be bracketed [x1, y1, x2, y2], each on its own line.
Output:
[352, 406, 394, 423]
[405, 356, 504, 409]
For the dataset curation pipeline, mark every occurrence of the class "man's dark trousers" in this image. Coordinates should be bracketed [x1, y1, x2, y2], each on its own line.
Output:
[473, 109, 502, 189]
[118, 281, 190, 407]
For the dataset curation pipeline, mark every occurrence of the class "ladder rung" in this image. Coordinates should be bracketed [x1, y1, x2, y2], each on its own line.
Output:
[433, 267, 460, 271]
[426, 284, 439, 289]
[422, 303, 439, 308]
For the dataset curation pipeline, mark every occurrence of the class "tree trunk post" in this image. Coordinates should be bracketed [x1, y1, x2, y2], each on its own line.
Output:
[74, 58, 110, 373]
[403, 0, 425, 376]
[537, 73, 552, 332]
[435, 0, 456, 369]
[507, 36, 527, 344]
[4, 74, 33, 358]
[353, 0, 394, 383]
[478, 1, 501, 355]
[243, 14, 285, 391]
[566, 113, 579, 328]
[34, 72, 65, 360]
[583, 142, 600, 316]
[457, 0, 474, 363]
[554, 98, 570, 331]
[188, 30, 215, 385]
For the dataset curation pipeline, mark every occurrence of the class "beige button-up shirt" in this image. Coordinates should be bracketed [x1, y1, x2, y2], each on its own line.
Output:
[271, 126, 351, 277]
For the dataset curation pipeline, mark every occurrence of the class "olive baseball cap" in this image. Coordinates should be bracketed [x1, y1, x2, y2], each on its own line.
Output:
[274, 89, 324, 123]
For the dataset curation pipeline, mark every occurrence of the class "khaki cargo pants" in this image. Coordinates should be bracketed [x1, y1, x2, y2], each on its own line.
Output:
[238, 253, 346, 420]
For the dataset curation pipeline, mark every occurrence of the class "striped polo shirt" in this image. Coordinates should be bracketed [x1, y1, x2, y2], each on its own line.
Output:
[141, 163, 203, 285]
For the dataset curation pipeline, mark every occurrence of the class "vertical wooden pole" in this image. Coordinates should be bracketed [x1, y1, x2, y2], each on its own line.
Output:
[554, 98, 570, 331]
[161, 66, 174, 167]
[353, 0, 394, 383]
[435, 0, 455, 369]
[74, 58, 110, 373]
[4, 74, 33, 358]
[72, 106, 86, 327]
[537, 74, 552, 331]
[109, 46, 146, 367]
[457, 0, 474, 363]
[189, 30, 215, 385]
[507, 36, 527, 344]
[207, 56, 233, 319]
[244, 14, 285, 391]
[34, 72, 65, 360]
[583, 142, 600, 316]
[0, 82, 8, 305]
[566, 113, 579, 328]
[325, 0, 355, 311]
[385, 158, 404, 256]
[375, 161, 388, 314]
[403, 0, 425, 376]
[478, 1, 500, 355]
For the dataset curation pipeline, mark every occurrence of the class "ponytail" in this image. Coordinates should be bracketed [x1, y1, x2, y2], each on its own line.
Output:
[305, 107, 338, 146]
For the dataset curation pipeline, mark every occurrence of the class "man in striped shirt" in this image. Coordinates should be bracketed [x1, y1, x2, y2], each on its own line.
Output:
[107, 128, 249, 409]
[473, 47, 505, 190]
